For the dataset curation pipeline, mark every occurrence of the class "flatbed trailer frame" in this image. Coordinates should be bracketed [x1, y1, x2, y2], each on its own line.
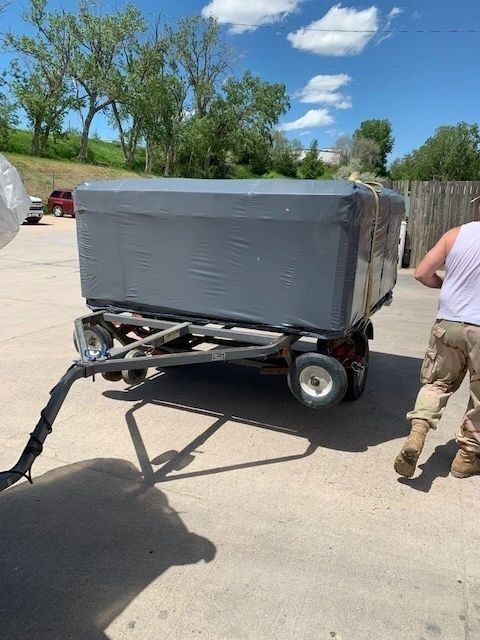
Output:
[0, 310, 372, 493]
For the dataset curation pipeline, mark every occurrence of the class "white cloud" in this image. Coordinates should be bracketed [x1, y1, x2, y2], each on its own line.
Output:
[326, 128, 343, 138]
[388, 7, 403, 19]
[278, 109, 334, 131]
[376, 6, 403, 44]
[287, 5, 378, 56]
[202, 0, 303, 34]
[296, 74, 352, 109]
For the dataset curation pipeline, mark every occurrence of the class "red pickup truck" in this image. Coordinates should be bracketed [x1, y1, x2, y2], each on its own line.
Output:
[47, 189, 75, 217]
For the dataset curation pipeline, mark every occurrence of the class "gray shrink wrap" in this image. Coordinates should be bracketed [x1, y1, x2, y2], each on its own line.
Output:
[74, 179, 404, 337]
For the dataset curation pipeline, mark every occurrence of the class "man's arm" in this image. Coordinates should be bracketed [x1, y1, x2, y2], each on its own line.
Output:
[414, 228, 460, 289]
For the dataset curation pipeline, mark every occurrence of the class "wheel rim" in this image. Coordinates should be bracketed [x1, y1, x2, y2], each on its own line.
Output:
[53, 206, 62, 216]
[299, 365, 333, 399]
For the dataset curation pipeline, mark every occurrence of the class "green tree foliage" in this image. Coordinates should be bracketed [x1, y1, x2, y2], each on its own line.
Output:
[353, 119, 394, 175]
[0, 77, 17, 150]
[209, 71, 289, 176]
[5, 0, 77, 155]
[270, 132, 300, 178]
[0, 0, 14, 148]
[2, 3, 292, 177]
[68, 0, 144, 162]
[171, 16, 231, 119]
[178, 72, 289, 178]
[390, 123, 480, 180]
[334, 134, 381, 179]
[300, 140, 325, 179]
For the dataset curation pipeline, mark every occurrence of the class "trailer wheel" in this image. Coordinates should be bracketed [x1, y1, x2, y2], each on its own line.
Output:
[288, 353, 347, 409]
[122, 349, 148, 385]
[102, 370, 123, 382]
[73, 325, 113, 354]
[344, 334, 369, 402]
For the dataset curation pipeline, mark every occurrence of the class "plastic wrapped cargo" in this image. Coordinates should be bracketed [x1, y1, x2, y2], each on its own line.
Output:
[0, 154, 30, 250]
[74, 179, 404, 337]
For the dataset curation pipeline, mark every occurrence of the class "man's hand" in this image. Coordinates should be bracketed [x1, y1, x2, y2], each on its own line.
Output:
[414, 227, 460, 289]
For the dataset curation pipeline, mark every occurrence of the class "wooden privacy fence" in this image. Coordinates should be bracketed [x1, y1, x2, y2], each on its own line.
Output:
[388, 180, 480, 267]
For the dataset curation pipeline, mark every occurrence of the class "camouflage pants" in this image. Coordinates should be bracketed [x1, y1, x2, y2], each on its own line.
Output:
[407, 319, 480, 453]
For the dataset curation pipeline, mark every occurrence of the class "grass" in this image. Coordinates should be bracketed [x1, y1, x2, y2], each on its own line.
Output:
[7, 128, 145, 168]
[4, 153, 146, 202]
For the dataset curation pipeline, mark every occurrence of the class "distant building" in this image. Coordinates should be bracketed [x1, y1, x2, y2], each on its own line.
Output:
[297, 148, 341, 165]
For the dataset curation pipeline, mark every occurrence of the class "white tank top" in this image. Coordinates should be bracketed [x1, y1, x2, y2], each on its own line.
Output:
[438, 222, 480, 325]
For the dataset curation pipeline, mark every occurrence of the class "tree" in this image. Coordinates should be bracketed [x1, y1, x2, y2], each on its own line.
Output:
[300, 140, 325, 179]
[0, 93, 17, 150]
[218, 71, 289, 172]
[335, 135, 353, 166]
[68, 1, 144, 162]
[110, 29, 179, 170]
[390, 123, 480, 180]
[0, 5, 13, 147]
[182, 71, 289, 178]
[270, 132, 300, 177]
[5, 0, 76, 155]
[351, 137, 381, 172]
[171, 17, 232, 118]
[353, 119, 394, 175]
[334, 133, 381, 178]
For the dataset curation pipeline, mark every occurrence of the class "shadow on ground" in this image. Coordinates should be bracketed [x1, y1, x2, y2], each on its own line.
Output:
[103, 351, 423, 484]
[398, 439, 458, 493]
[0, 459, 216, 640]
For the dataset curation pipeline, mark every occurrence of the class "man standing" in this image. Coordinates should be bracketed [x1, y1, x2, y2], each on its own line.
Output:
[394, 221, 480, 479]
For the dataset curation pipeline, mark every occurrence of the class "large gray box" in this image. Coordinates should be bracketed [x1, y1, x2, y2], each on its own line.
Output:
[74, 179, 404, 337]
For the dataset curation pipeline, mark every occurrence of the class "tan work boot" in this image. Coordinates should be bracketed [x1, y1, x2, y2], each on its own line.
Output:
[450, 449, 480, 478]
[394, 419, 430, 478]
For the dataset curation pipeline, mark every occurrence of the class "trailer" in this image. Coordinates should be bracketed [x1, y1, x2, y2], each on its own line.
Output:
[0, 177, 404, 492]
[0, 306, 375, 492]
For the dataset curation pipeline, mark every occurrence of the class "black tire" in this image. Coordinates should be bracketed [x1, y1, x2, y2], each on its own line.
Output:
[122, 349, 148, 385]
[53, 205, 64, 217]
[102, 370, 123, 382]
[26, 218, 40, 224]
[344, 333, 369, 402]
[73, 325, 114, 354]
[287, 352, 347, 409]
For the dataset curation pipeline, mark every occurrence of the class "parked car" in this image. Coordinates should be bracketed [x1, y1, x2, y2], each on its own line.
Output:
[47, 189, 75, 217]
[24, 196, 44, 224]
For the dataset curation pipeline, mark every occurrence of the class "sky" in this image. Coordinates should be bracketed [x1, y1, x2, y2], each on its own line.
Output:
[1, 0, 479, 160]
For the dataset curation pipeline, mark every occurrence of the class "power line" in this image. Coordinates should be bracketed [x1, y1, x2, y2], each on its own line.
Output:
[223, 23, 480, 34]
[147, 12, 480, 34]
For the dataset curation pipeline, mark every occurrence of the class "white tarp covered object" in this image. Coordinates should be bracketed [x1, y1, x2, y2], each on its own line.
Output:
[0, 154, 30, 250]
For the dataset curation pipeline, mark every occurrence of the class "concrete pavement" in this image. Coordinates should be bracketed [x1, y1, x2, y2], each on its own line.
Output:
[0, 217, 479, 640]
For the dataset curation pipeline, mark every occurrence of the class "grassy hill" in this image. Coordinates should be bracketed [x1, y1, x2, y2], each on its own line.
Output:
[5, 153, 146, 202]
[3, 129, 147, 201]
[7, 129, 144, 168]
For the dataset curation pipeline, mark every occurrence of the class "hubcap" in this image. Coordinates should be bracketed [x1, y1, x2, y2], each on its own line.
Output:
[299, 365, 333, 399]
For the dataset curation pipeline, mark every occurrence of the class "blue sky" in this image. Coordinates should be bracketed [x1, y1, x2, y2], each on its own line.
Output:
[1, 0, 479, 160]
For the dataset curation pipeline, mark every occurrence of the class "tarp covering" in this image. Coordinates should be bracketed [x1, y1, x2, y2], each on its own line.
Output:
[0, 154, 30, 250]
[74, 178, 404, 336]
